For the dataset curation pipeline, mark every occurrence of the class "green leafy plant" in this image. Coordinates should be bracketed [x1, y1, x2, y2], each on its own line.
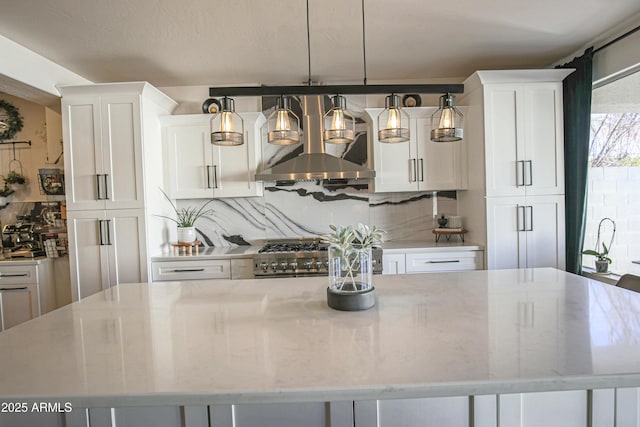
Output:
[323, 224, 384, 291]
[0, 182, 14, 197]
[5, 171, 26, 184]
[155, 188, 214, 227]
[582, 243, 612, 264]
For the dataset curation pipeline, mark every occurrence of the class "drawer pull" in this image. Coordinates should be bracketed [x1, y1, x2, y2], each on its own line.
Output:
[0, 273, 29, 278]
[171, 268, 206, 273]
[425, 260, 461, 264]
[0, 287, 28, 291]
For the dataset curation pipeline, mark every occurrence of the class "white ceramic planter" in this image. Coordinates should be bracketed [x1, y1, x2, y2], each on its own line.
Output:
[177, 226, 196, 243]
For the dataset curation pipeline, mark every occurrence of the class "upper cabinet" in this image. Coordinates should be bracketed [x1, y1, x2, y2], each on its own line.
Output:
[366, 107, 467, 193]
[61, 82, 177, 211]
[162, 113, 265, 199]
[483, 82, 565, 197]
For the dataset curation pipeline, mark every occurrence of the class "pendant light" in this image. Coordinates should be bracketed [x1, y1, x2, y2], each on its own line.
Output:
[377, 94, 410, 143]
[430, 93, 464, 142]
[267, 95, 301, 145]
[211, 96, 244, 146]
[323, 95, 355, 144]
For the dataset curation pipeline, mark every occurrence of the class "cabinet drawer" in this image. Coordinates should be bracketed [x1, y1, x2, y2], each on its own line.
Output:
[405, 251, 482, 273]
[152, 260, 231, 281]
[0, 265, 38, 285]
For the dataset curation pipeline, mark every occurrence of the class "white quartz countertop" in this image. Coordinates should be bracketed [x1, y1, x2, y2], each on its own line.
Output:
[151, 245, 260, 261]
[0, 256, 51, 266]
[2, 268, 639, 406]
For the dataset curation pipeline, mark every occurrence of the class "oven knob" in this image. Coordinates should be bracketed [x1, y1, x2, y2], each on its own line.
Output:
[290, 262, 298, 270]
[305, 262, 313, 270]
[260, 262, 269, 271]
[372, 259, 377, 265]
[280, 262, 288, 271]
[315, 261, 322, 269]
[270, 262, 278, 271]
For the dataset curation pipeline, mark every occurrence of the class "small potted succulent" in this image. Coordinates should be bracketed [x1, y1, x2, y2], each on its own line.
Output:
[156, 188, 214, 243]
[582, 243, 612, 273]
[322, 223, 384, 311]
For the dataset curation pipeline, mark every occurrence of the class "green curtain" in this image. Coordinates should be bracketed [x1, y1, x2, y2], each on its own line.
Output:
[556, 48, 594, 274]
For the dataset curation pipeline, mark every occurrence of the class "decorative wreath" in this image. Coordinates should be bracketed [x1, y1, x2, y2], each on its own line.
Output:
[0, 99, 24, 141]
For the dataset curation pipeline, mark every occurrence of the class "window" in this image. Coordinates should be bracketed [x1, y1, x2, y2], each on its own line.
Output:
[583, 70, 640, 274]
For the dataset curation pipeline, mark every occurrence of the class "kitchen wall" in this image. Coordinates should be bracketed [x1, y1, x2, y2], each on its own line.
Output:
[0, 92, 64, 224]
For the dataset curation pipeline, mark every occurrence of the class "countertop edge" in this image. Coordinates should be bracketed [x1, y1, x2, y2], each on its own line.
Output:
[5, 374, 640, 407]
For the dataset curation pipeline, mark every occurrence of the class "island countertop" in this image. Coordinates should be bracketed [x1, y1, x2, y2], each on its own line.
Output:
[1, 268, 639, 407]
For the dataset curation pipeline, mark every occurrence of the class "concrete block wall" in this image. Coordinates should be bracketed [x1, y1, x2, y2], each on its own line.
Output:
[583, 167, 640, 275]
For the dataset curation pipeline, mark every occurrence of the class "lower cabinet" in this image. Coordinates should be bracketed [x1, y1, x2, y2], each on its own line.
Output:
[486, 195, 565, 270]
[355, 397, 469, 427]
[382, 249, 484, 275]
[67, 209, 147, 300]
[151, 258, 254, 281]
[0, 260, 55, 331]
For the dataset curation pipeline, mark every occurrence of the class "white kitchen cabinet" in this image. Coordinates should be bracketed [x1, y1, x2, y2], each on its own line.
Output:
[354, 398, 469, 427]
[484, 83, 564, 197]
[151, 259, 231, 281]
[486, 195, 565, 269]
[0, 260, 55, 331]
[67, 209, 147, 300]
[366, 107, 467, 193]
[60, 82, 177, 300]
[497, 391, 587, 427]
[382, 253, 406, 275]
[405, 250, 484, 273]
[458, 70, 572, 271]
[162, 113, 266, 199]
[382, 248, 484, 275]
[62, 93, 145, 211]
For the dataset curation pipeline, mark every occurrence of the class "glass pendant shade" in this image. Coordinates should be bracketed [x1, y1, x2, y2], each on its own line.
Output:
[323, 95, 355, 144]
[377, 94, 410, 143]
[430, 93, 464, 142]
[267, 96, 300, 145]
[211, 97, 244, 146]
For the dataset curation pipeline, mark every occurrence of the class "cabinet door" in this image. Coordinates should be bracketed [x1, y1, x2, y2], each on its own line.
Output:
[0, 284, 38, 331]
[105, 209, 148, 285]
[522, 84, 564, 196]
[524, 195, 565, 269]
[382, 253, 406, 275]
[416, 116, 467, 191]
[354, 398, 469, 427]
[101, 94, 145, 209]
[367, 108, 416, 193]
[67, 211, 110, 301]
[62, 95, 105, 211]
[484, 85, 526, 197]
[164, 118, 214, 198]
[214, 112, 265, 198]
[486, 197, 527, 269]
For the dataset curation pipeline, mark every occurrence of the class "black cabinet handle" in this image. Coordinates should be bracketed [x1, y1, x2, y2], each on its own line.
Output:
[206, 165, 213, 189]
[0, 287, 28, 291]
[0, 273, 29, 278]
[213, 165, 219, 189]
[172, 268, 206, 273]
[426, 260, 461, 264]
[525, 160, 533, 186]
[419, 158, 424, 182]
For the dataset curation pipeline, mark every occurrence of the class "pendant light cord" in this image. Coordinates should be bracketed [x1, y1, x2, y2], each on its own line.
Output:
[306, 0, 312, 86]
[361, 0, 367, 85]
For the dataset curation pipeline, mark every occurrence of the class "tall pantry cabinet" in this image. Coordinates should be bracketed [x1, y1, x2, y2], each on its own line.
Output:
[458, 70, 573, 270]
[60, 82, 177, 300]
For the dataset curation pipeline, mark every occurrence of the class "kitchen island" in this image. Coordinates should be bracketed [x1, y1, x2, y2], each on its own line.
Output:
[1, 268, 639, 427]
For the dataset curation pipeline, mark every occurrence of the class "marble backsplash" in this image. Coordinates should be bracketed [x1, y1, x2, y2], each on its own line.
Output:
[176, 184, 457, 247]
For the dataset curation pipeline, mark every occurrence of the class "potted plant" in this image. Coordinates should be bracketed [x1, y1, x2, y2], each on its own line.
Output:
[156, 189, 214, 243]
[5, 170, 26, 191]
[582, 243, 612, 273]
[322, 223, 384, 311]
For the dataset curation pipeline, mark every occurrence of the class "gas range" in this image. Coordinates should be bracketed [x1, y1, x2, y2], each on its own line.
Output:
[252, 238, 383, 278]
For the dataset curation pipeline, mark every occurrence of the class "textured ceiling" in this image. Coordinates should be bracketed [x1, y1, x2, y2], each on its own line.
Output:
[1, 0, 640, 88]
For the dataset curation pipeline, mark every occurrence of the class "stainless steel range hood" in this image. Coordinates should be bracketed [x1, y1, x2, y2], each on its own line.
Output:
[254, 96, 375, 181]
